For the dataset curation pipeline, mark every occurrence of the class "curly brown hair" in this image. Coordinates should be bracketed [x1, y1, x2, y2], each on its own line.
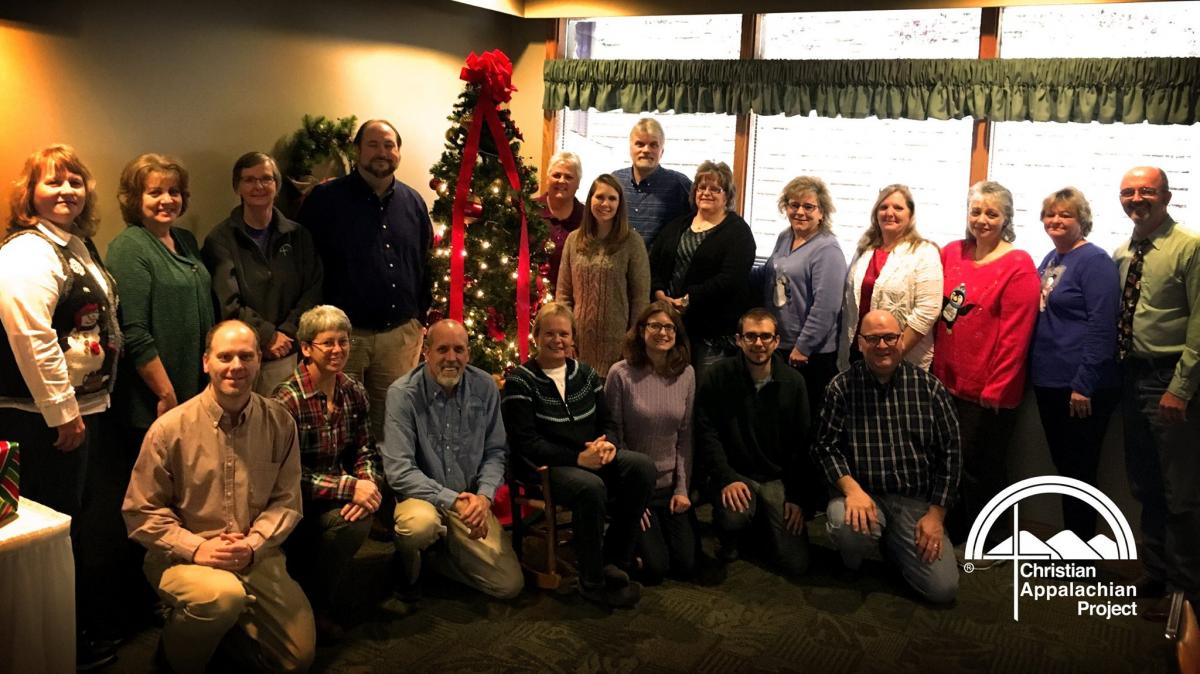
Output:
[623, 300, 691, 378]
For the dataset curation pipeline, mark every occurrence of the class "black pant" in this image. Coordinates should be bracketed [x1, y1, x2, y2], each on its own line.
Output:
[547, 451, 655, 585]
[637, 488, 698, 584]
[946, 397, 1016, 546]
[777, 347, 839, 514]
[284, 499, 372, 612]
[706, 477, 809, 575]
[1034, 386, 1120, 539]
[1122, 358, 1200, 599]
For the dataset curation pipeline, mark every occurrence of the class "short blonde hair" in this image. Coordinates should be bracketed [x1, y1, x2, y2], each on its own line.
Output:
[533, 301, 575, 339]
[548, 151, 582, 178]
[777, 175, 835, 233]
[297, 305, 351, 343]
[1041, 186, 1094, 237]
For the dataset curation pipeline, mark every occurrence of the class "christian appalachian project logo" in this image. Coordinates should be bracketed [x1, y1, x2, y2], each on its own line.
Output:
[963, 476, 1139, 621]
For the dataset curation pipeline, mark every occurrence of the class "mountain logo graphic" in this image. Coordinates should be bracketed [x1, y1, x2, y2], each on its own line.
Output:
[964, 475, 1137, 564]
[964, 475, 1139, 621]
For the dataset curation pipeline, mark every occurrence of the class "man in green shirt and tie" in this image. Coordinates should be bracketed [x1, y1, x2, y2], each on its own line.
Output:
[1113, 166, 1200, 619]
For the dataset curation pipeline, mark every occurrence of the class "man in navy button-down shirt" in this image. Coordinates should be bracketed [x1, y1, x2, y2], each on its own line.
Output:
[298, 119, 432, 439]
[381, 320, 523, 600]
[612, 118, 693, 248]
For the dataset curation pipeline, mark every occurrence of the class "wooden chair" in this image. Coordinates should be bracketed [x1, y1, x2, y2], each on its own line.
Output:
[507, 457, 575, 590]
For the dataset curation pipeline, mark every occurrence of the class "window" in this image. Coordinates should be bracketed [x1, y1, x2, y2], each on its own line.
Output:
[558, 15, 741, 196]
[748, 9, 981, 261]
[990, 2, 1200, 257]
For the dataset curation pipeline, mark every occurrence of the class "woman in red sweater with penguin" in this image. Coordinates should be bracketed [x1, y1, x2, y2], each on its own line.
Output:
[933, 181, 1039, 562]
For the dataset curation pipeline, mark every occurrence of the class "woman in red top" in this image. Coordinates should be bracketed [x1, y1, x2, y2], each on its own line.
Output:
[932, 181, 1039, 557]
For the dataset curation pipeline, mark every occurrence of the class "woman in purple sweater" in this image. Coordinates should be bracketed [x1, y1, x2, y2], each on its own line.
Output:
[1030, 187, 1121, 539]
[605, 301, 697, 583]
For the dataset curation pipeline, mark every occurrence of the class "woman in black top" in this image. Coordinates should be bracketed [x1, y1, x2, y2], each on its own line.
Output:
[649, 161, 756, 381]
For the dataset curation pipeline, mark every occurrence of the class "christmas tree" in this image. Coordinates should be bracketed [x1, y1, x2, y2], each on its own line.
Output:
[427, 51, 549, 374]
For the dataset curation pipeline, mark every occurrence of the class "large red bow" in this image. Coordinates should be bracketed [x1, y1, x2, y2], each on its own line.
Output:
[460, 50, 516, 105]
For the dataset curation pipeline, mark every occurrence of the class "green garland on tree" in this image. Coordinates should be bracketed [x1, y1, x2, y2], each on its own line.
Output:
[428, 87, 549, 374]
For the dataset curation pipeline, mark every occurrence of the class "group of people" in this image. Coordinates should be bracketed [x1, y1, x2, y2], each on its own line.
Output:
[0, 113, 1196, 673]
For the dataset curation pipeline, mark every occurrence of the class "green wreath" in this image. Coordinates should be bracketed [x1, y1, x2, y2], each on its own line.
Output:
[284, 114, 357, 182]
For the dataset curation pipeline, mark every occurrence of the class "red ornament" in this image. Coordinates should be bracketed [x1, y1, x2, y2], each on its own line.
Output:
[486, 307, 507, 342]
[464, 200, 483, 218]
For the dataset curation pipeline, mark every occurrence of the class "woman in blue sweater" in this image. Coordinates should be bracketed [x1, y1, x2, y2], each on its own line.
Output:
[1029, 187, 1121, 539]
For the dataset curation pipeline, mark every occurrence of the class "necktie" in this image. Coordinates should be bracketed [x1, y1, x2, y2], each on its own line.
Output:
[1118, 238, 1151, 361]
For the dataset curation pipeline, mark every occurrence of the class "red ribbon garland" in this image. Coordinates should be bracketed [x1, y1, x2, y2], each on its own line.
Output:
[449, 51, 531, 362]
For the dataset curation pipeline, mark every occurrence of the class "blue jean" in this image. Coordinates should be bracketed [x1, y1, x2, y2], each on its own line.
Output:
[1122, 357, 1200, 599]
[826, 493, 959, 604]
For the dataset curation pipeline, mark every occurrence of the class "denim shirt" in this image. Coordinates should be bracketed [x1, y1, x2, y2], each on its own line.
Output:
[381, 363, 508, 510]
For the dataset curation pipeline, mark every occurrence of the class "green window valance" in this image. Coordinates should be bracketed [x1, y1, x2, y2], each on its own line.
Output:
[543, 58, 1200, 124]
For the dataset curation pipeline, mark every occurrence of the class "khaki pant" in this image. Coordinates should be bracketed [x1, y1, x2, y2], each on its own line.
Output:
[145, 552, 315, 674]
[393, 498, 524, 599]
[345, 319, 423, 439]
[255, 353, 298, 396]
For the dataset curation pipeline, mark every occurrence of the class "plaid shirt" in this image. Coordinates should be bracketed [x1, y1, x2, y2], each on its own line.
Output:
[811, 360, 961, 507]
[273, 365, 381, 501]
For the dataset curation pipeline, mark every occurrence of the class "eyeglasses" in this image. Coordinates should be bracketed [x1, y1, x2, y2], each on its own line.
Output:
[240, 176, 277, 187]
[696, 185, 725, 195]
[1119, 187, 1160, 198]
[738, 332, 777, 344]
[860, 333, 901, 346]
[644, 322, 676, 334]
[310, 338, 350, 352]
[786, 201, 819, 213]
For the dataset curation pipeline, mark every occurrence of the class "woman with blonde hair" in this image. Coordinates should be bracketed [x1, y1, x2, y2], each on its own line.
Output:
[537, 150, 585, 288]
[502, 302, 655, 607]
[556, 173, 650, 376]
[841, 184, 942, 370]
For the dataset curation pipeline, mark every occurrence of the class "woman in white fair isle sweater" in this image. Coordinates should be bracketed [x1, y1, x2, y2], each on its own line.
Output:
[605, 300, 697, 584]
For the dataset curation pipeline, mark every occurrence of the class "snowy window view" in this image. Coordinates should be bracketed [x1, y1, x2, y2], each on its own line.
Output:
[558, 15, 741, 195]
[557, 3, 1200, 261]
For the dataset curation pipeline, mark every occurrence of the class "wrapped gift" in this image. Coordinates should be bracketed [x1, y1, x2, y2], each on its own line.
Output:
[0, 441, 17, 524]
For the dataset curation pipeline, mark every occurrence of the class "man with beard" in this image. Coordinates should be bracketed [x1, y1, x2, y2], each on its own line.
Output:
[613, 118, 693, 247]
[1112, 166, 1200, 619]
[695, 308, 812, 576]
[380, 320, 523, 601]
[812, 309, 961, 604]
[298, 119, 432, 439]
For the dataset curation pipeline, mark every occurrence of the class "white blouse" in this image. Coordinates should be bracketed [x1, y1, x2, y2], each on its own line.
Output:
[0, 222, 112, 425]
[840, 239, 943, 371]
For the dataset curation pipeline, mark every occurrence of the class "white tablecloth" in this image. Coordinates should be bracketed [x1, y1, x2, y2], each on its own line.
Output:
[0, 497, 74, 674]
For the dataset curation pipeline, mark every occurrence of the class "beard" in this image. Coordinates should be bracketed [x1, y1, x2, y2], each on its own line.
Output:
[361, 157, 397, 179]
[435, 367, 464, 389]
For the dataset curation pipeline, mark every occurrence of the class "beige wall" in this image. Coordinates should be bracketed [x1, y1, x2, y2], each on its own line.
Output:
[0, 0, 549, 253]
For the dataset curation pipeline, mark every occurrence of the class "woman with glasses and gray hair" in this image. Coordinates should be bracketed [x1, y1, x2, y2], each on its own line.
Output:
[273, 304, 382, 642]
[202, 151, 323, 395]
[756, 175, 847, 418]
[1029, 187, 1121, 539]
[649, 161, 756, 381]
[931, 180, 1039, 556]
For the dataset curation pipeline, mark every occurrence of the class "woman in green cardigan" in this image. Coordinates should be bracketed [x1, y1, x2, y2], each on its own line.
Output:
[106, 154, 214, 443]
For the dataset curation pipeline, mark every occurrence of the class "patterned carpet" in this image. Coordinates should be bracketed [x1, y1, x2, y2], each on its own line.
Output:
[108, 513, 1170, 674]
